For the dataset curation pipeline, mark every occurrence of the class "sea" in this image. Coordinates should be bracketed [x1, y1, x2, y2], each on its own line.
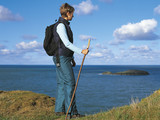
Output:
[0, 65, 160, 115]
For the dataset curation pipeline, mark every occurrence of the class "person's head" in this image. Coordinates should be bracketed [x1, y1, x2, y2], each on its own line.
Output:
[60, 3, 75, 21]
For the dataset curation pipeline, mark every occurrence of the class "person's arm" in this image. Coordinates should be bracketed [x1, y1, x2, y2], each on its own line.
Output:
[56, 23, 82, 54]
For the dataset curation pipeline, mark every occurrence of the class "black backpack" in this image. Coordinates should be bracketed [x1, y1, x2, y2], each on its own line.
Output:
[43, 21, 60, 67]
[43, 23, 57, 56]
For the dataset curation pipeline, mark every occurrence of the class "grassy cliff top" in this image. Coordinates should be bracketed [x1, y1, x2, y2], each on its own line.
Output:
[0, 89, 160, 120]
[0, 90, 59, 120]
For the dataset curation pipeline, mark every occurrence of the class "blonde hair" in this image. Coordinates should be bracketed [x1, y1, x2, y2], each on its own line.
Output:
[60, 3, 75, 17]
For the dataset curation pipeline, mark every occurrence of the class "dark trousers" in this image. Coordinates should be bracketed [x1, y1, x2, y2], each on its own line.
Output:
[53, 56, 78, 115]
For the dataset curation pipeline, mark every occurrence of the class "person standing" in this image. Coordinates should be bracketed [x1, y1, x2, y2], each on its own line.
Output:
[53, 3, 89, 118]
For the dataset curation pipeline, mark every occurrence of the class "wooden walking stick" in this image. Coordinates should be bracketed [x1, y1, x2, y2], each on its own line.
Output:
[65, 39, 91, 120]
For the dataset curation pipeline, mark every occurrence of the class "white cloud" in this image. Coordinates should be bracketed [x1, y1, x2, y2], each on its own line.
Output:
[154, 5, 160, 15]
[79, 35, 96, 40]
[90, 52, 103, 57]
[113, 45, 160, 65]
[22, 35, 38, 40]
[0, 44, 12, 55]
[0, 49, 11, 55]
[73, 0, 98, 15]
[0, 5, 23, 21]
[16, 41, 42, 51]
[0, 41, 42, 56]
[109, 39, 125, 45]
[88, 44, 114, 59]
[88, 44, 160, 65]
[129, 45, 152, 52]
[113, 19, 159, 40]
[0, 41, 46, 64]
[127, 45, 159, 62]
[81, 44, 115, 65]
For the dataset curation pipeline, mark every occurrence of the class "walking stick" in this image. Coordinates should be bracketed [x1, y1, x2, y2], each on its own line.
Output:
[65, 39, 91, 120]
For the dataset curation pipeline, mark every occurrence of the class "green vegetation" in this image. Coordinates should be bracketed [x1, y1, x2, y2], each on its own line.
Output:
[0, 89, 160, 120]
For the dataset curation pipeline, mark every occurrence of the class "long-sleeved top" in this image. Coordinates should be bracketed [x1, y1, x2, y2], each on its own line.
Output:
[56, 23, 82, 54]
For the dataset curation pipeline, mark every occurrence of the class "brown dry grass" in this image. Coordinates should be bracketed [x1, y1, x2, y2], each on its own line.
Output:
[0, 90, 60, 120]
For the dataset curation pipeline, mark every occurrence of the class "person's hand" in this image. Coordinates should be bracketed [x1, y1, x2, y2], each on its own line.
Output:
[81, 49, 89, 55]
[71, 59, 76, 67]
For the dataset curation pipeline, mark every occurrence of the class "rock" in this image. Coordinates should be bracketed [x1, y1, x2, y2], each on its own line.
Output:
[102, 70, 149, 75]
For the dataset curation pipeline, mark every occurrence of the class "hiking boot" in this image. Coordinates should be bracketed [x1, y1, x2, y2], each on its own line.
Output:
[55, 112, 65, 116]
[71, 113, 85, 118]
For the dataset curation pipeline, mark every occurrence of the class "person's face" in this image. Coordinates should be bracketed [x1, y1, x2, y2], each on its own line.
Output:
[67, 12, 74, 21]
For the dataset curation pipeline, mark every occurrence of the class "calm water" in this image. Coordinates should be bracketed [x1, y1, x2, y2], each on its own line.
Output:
[0, 65, 160, 114]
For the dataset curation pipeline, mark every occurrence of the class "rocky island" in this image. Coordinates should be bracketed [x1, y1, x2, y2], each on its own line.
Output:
[102, 70, 149, 75]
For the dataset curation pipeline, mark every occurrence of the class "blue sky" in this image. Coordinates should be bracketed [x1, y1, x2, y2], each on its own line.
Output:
[0, 0, 160, 65]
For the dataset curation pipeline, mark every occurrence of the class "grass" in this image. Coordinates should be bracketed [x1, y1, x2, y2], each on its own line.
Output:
[0, 89, 160, 120]
[0, 90, 62, 120]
